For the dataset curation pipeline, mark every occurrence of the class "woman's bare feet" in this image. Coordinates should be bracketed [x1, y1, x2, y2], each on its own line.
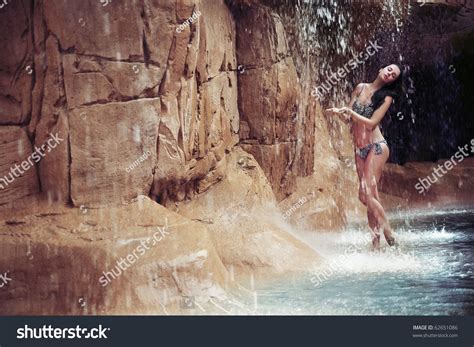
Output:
[371, 227, 381, 250]
[382, 225, 397, 246]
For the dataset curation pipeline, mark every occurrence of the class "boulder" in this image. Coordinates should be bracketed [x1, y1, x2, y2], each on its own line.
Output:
[0, 196, 231, 315]
[173, 147, 322, 281]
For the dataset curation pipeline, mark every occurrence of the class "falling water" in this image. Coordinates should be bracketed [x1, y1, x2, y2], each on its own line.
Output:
[275, 0, 473, 163]
[276, 0, 409, 107]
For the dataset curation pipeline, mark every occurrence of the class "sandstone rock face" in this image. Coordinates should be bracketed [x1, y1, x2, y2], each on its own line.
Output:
[0, 0, 326, 315]
[43, 0, 144, 59]
[235, 5, 309, 201]
[0, 0, 328, 214]
[0, 0, 33, 126]
[61, 55, 164, 108]
[0, 0, 242, 207]
[279, 102, 365, 231]
[0, 127, 39, 206]
[0, 0, 331, 318]
[173, 147, 322, 281]
[69, 99, 159, 207]
[0, 148, 322, 315]
[0, 197, 231, 315]
[152, 0, 240, 204]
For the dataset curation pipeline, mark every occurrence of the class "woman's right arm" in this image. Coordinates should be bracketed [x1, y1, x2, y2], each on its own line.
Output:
[325, 83, 363, 122]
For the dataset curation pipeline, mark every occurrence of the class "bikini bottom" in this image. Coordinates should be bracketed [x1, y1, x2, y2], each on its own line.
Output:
[356, 140, 387, 160]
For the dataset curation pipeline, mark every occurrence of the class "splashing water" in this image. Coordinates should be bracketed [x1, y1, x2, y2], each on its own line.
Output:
[231, 208, 474, 315]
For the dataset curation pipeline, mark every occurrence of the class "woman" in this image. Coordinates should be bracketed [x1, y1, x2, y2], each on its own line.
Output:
[327, 64, 403, 249]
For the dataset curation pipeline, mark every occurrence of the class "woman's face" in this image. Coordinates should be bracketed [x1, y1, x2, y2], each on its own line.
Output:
[378, 64, 401, 84]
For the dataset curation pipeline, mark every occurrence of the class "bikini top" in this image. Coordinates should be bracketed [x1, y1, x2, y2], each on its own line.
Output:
[352, 84, 375, 119]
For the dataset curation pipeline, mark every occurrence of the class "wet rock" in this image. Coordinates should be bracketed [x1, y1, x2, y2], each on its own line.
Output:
[380, 158, 474, 210]
[0, 197, 231, 315]
[174, 147, 322, 281]
[43, 0, 144, 59]
[62, 55, 164, 108]
[32, 35, 70, 204]
[69, 99, 159, 207]
[235, 5, 308, 200]
[0, 0, 32, 125]
[279, 100, 365, 230]
[0, 127, 39, 206]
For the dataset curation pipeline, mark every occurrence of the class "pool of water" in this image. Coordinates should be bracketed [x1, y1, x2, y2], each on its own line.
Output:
[248, 208, 474, 315]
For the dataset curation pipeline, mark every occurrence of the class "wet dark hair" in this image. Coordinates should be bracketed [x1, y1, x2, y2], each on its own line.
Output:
[371, 64, 404, 111]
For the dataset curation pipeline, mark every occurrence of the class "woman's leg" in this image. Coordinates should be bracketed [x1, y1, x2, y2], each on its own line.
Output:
[355, 154, 380, 248]
[354, 153, 366, 205]
[355, 153, 380, 247]
[362, 144, 396, 246]
[370, 144, 395, 245]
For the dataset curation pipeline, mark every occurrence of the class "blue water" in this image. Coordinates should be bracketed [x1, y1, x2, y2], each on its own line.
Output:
[250, 208, 474, 315]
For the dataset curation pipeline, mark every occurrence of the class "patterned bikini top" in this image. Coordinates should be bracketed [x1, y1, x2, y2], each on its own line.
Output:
[352, 84, 375, 119]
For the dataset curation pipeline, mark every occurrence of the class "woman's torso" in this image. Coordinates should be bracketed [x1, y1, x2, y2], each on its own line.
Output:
[351, 84, 386, 148]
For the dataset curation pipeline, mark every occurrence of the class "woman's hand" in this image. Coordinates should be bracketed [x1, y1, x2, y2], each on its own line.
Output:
[326, 107, 343, 114]
[326, 107, 352, 122]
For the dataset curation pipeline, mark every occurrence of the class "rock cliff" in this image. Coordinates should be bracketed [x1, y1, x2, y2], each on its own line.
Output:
[0, 0, 327, 314]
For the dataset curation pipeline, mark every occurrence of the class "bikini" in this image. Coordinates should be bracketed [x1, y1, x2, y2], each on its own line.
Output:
[352, 85, 387, 160]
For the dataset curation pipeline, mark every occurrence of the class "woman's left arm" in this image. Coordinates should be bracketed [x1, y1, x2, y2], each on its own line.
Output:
[345, 96, 393, 130]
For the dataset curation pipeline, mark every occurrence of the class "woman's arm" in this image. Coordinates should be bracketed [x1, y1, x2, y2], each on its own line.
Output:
[345, 95, 393, 130]
[325, 83, 364, 123]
